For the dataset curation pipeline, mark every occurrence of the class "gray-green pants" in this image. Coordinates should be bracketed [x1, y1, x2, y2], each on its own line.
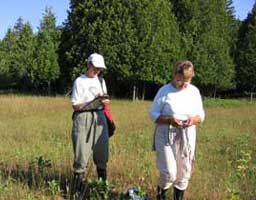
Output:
[71, 110, 109, 173]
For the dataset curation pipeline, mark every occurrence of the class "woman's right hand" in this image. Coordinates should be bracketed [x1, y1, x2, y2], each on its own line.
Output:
[156, 115, 182, 127]
[170, 117, 183, 128]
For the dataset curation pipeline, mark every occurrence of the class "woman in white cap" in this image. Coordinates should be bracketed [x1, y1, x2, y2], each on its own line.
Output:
[70, 53, 110, 197]
[150, 61, 205, 200]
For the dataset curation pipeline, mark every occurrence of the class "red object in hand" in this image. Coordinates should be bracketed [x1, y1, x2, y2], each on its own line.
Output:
[104, 104, 116, 137]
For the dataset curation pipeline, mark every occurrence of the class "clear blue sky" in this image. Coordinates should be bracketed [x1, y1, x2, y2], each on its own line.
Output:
[0, 0, 70, 39]
[0, 0, 255, 39]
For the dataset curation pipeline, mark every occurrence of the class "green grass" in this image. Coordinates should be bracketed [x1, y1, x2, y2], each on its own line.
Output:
[203, 97, 243, 107]
[0, 95, 255, 199]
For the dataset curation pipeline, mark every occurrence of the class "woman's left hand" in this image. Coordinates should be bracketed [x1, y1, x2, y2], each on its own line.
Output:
[186, 116, 201, 126]
[102, 99, 110, 105]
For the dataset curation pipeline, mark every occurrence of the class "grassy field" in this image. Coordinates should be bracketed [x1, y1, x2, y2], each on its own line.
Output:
[0, 95, 255, 200]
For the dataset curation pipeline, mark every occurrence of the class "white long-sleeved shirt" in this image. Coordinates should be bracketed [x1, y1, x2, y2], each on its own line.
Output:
[150, 83, 205, 122]
[71, 74, 107, 105]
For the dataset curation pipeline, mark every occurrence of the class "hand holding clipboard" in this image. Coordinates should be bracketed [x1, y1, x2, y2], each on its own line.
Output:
[81, 94, 110, 111]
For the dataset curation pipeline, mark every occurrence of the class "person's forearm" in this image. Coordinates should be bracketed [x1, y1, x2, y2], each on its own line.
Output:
[72, 102, 86, 111]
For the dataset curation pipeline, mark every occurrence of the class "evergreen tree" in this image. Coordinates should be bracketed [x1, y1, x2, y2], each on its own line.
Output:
[127, 0, 182, 98]
[226, 0, 241, 60]
[16, 22, 36, 90]
[13, 17, 25, 36]
[170, 0, 236, 96]
[0, 20, 35, 90]
[129, 0, 182, 83]
[59, 0, 136, 86]
[236, 2, 256, 92]
[59, 0, 181, 97]
[0, 29, 18, 89]
[34, 7, 61, 93]
[0, 29, 17, 75]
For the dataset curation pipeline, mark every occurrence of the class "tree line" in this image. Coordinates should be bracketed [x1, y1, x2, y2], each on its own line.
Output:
[0, 0, 255, 99]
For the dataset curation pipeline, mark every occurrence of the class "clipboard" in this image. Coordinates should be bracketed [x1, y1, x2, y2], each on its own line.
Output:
[81, 94, 109, 111]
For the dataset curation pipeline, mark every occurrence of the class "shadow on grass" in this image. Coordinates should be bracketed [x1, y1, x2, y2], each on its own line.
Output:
[0, 163, 125, 199]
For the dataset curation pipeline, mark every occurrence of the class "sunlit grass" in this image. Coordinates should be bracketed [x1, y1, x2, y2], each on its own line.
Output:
[0, 95, 255, 199]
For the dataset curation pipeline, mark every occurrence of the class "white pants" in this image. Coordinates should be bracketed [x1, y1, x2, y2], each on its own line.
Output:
[154, 124, 196, 190]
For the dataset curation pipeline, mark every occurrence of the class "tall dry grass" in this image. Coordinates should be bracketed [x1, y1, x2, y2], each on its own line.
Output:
[0, 95, 255, 199]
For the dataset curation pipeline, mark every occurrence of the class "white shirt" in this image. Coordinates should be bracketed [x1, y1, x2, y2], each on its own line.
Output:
[71, 74, 107, 105]
[150, 83, 205, 122]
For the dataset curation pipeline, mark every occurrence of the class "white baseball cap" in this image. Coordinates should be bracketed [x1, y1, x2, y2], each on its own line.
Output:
[87, 53, 106, 69]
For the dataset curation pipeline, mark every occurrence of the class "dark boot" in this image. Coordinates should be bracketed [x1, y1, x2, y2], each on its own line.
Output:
[97, 167, 107, 181]
[173, 187, 184, 200]
[70, 172, 85, 200]
[156, 186, 168, 200]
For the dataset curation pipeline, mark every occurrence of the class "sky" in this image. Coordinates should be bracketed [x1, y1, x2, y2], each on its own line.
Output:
[0, 0, 70, 39]
[0, 0, 255, 39]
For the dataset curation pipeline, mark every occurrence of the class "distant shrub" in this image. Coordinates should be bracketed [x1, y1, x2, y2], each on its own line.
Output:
[203, 98, 242, 108]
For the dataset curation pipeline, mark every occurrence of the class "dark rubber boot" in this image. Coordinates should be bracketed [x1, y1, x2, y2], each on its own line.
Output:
[70, 172, 85, 200]
[173, 187, 184, 200]
[97, 167, 107, 181]
[156, 186, 168, 200]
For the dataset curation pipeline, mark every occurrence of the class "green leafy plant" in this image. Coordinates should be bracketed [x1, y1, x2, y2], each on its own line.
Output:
[48, 179, 61, 195]
[228, 149, 252, 200]
[85, 178, 112, 200]
[0, 172, 13, 194]
[134, 185, 147, 198]
[28, 156, 52, 187]
[0, 181, 8, 194]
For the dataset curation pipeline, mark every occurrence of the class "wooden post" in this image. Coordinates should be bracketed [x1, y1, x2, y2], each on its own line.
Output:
[142, 82, 145, 100]
[133, 85, 136, 101]
[250, 92, 254, 103]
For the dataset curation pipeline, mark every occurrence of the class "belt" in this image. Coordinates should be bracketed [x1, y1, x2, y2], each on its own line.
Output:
[74, 108, 104, 114]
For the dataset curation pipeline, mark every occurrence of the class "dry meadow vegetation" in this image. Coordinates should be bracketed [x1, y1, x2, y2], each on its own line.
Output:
[0, 95, 255, 200]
